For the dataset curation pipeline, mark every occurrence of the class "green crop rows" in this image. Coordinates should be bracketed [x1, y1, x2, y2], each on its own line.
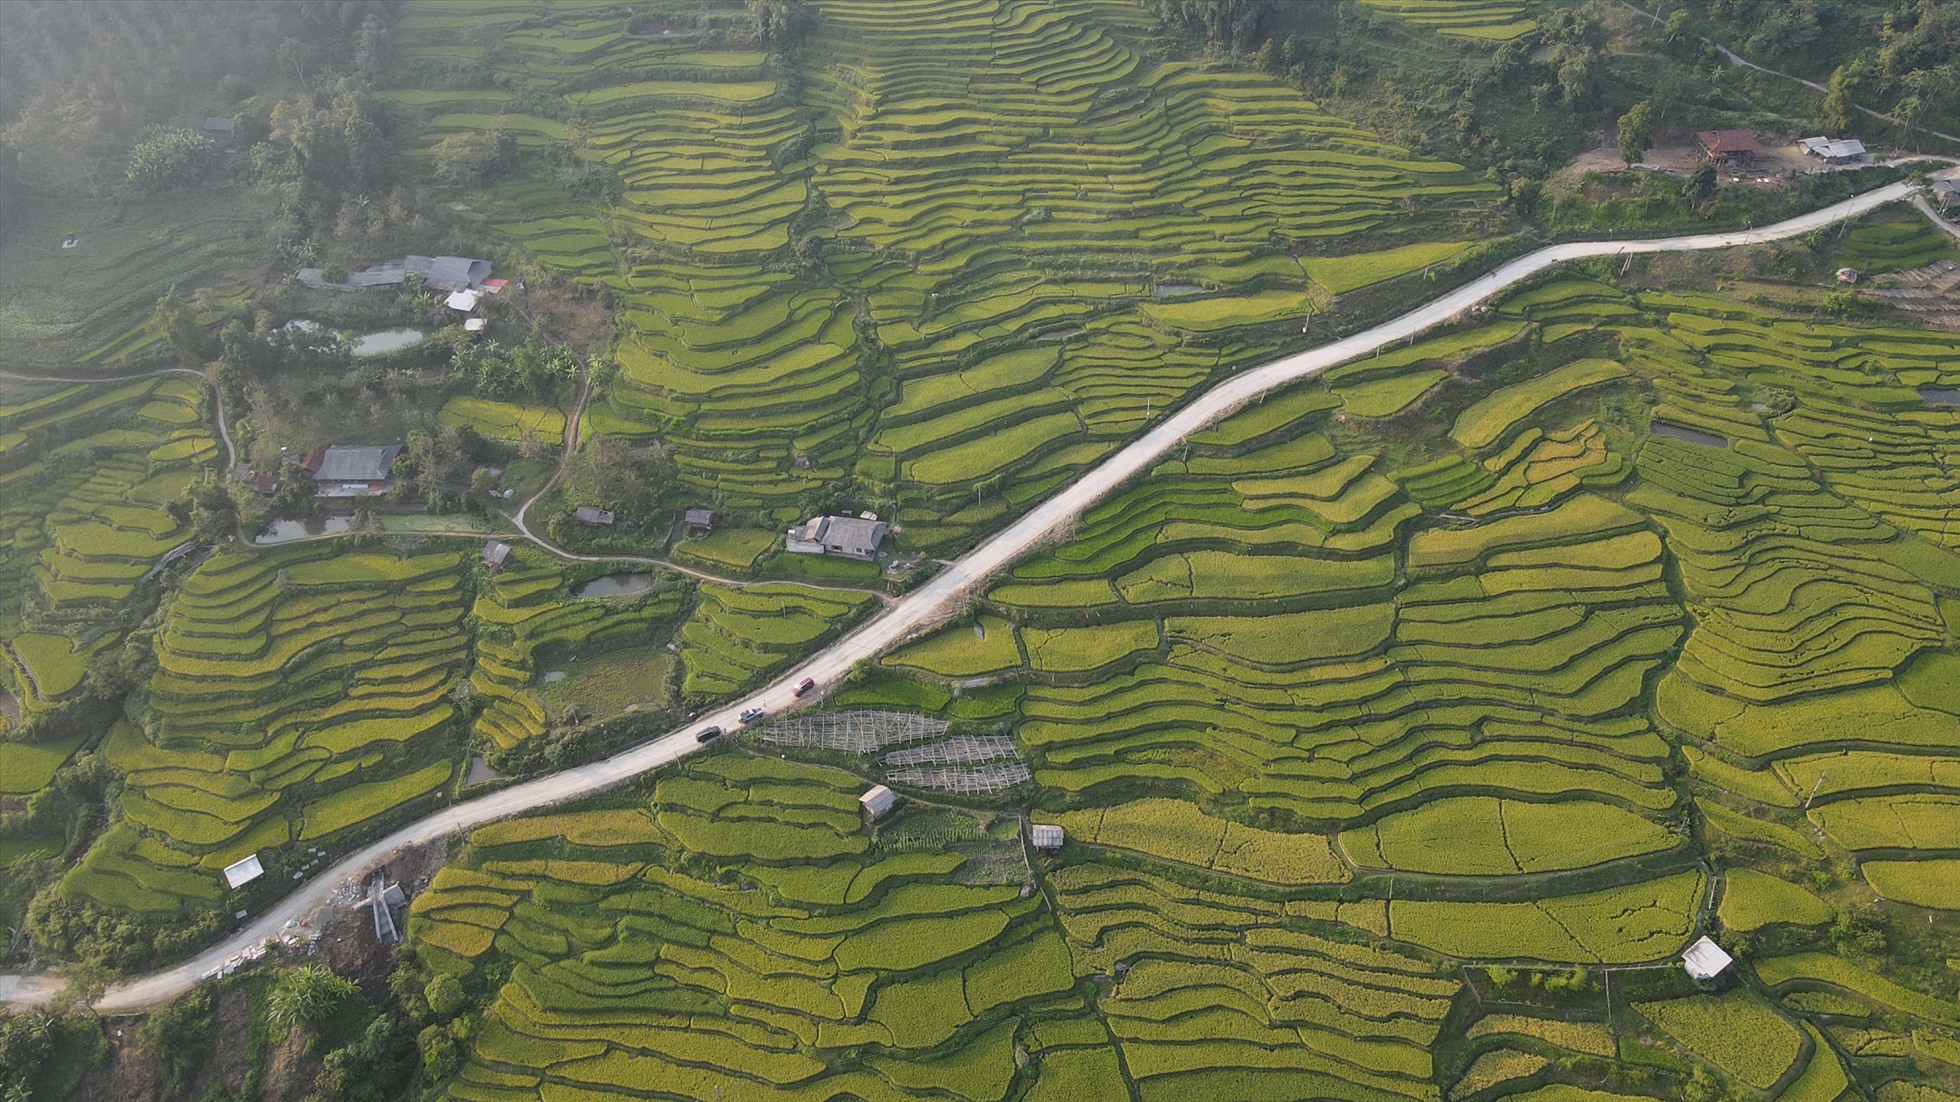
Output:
[0, 375, 215, 731]
[387, 0, 1496, 548]
[65, 545, 472, 913]
[413, 753, 1080, 1101]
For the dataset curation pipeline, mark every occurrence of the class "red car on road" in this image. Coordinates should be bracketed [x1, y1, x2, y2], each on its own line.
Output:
[792, 677, 816, 698]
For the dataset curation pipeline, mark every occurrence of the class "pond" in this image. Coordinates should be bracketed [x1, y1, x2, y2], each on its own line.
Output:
[254, 515, 353, 545]
[571, 572, 655, 599]
[465, 755, 502, 785]
[1918, 386, 1960, 407]
[1153, 283, 1204, 297]
[1650, 421, 1729, 449]
[282, 319, 431, 358]
[349, 327, 430, 358]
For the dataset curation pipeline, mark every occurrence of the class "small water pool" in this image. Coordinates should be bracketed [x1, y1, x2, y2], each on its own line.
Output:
[349, 328, 430, 357]
[1918, 386, 1960, 407]
[572, 572, 655, 598]
[254, 515, 353, 544]
[281, 319, 431, 358]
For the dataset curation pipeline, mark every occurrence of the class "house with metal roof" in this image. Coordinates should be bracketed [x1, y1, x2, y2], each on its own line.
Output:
[305, 444, 404, 497]
[575, 506, 616, 526]
[1696, 129, 1763, 163]
[1798, 135, 1867, 163]
[786, 514, 889, 560]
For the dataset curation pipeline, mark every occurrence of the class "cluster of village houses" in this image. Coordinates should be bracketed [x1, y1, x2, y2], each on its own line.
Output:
[281, 255, 896, 562]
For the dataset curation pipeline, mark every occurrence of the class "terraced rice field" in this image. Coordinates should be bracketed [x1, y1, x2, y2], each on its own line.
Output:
[0, 374, 216, 728]
[469, 548, 686, 753]
[414, 753, 1078, 1101]
[386, 0, 1497, 547]
[735, 256, 1960, 1098]
[65, 546, 475, 914]
[1357, 0, 1538, 41]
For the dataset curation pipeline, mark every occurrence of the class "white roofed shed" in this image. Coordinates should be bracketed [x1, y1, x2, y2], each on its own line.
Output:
[1682, 935, 1733, 981]
[860, 785, 897, 820]
[223, 854, 265, 890]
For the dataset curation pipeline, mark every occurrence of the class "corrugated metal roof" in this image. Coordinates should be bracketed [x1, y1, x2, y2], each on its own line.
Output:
[313, 444, 403, 482]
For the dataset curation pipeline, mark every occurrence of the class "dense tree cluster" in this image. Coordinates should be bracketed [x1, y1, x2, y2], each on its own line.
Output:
[1672, 0, 1960, 136]
[0, 2, 393, 199]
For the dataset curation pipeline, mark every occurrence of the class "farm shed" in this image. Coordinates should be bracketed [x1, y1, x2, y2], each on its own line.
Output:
[445, 289, 482, 312]
[684, 508, 717, 534]
[1030, 823, 1064, 851]
[1682, 935, 1734, 981]
[423, 255, 493, 293]
[200, 116, 234, 138]
[1935, 179, 1960, 212]
[1696, 129, 1762, 164]
[1797, 136, 1866, 163]
[575, 506, 616, 526]
[222, 854, 264, 890]
[786, 514, 889, 559]
[482, 541, 513, 570]
[860, 785, 897, 820]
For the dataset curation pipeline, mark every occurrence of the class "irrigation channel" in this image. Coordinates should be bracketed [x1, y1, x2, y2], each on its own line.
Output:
[0, 174, 1945, 1013]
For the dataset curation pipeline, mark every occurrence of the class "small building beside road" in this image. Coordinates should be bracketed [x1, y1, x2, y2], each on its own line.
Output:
[575, 506, 616, 527]
[1030, 824, 1065, 852]
[482, 540, 514, 571]
[1798, 136, 1867, 164]
[786, 514, 889, 559]
[1934, 179, 1960, 213]
[222, 854, 264, 890]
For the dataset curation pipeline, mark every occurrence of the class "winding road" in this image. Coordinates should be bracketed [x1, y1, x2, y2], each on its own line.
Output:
[0, 175, 1941, 1014]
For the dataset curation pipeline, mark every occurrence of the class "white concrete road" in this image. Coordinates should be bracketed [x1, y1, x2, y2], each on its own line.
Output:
[0, 176, 1934, 1014]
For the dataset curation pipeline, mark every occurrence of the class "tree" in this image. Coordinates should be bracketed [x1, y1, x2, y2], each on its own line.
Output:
[266, 964, 358, 1033]
[1682, 163, 1718, 205]
[352, 13, 389, 82]
[748, 0, 815, 51]
[561, 434, 662, 520]
[0, 92, 121, 193]
[1823, 63, 1859, 133]
[142, 986, 216, 1096]
[1617, 100, 1658, 166]
[151, 285, 210, 366]
[424, 974, 465, 1021]
[419, 1023, 459, 1078]
[317, 1013, 415, 1102]
[125, 125, 216, 193]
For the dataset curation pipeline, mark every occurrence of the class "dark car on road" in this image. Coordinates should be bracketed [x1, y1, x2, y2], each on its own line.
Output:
[695, 726, 723, 743]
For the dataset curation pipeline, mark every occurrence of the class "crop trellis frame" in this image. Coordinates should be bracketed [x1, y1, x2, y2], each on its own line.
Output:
[755, 709, 950, 753]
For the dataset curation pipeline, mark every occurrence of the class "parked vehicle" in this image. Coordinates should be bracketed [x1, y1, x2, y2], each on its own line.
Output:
[695, 725, 723, 743]
[739, 707, 765, 724]
[792, 677, 816, 697]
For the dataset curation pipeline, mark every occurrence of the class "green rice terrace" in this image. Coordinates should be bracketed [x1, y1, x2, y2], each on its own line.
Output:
[385, 0, 1501, 551]
[5, 0, 1960, 1100]
[366, 260, 1960, 1101]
